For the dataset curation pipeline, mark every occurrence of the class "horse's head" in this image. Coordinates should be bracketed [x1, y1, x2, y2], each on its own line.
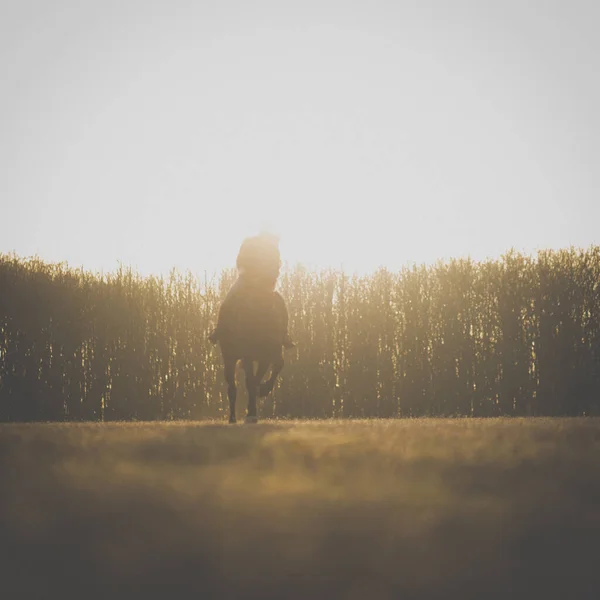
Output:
[236, 233, 282, 281]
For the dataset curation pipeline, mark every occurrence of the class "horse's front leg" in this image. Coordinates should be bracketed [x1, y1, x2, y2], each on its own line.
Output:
[243, 359, 269, 423]
[224, 357, 237, 424]
[259, 354, 284, 397]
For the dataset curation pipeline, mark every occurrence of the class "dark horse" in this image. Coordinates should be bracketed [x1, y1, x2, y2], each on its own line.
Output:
[216, 286, 286, 423]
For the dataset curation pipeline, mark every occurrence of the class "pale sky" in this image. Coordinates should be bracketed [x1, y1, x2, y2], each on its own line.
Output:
[1, 0, 599, 277]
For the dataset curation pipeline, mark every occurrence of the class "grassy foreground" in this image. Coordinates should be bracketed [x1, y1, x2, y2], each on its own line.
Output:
[1, 418, 599, 599]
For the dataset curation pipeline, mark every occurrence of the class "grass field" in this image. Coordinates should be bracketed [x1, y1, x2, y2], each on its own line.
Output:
[1, 418, 599, 599]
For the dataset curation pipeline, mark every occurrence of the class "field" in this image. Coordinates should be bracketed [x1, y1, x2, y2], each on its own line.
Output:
[1, 418, 599, 599]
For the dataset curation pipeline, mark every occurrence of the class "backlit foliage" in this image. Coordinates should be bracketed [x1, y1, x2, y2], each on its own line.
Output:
[1, 247, 599, 421]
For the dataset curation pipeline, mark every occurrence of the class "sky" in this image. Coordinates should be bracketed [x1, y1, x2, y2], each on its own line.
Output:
[1, 0, 599, 277]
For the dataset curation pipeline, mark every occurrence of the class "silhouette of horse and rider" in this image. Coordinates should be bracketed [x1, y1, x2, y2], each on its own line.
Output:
[209, 231, 295, 423]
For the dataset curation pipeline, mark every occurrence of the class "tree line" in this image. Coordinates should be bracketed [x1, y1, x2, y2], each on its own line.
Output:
[1, 247, 599, 421]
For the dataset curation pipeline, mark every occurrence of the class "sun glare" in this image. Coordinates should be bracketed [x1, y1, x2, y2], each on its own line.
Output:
[1, 3, 598, 278]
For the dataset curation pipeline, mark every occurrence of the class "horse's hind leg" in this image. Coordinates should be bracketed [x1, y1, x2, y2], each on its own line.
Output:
[224, 357, 237, 424]
[259, 355, 284, 397]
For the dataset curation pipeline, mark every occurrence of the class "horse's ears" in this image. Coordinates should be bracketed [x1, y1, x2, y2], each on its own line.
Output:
[258, 229, 281, 245]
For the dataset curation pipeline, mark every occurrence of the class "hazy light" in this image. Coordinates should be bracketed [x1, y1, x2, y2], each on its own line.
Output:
[1, 1, 598, 276]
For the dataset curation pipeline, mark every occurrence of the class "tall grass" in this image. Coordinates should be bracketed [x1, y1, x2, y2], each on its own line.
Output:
[1, 247, 599, 421]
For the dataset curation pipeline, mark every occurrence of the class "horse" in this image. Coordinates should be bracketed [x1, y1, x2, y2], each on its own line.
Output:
[215, 286, 287, 423]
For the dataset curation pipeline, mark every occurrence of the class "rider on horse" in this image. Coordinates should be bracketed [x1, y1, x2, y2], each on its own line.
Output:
[208, 231, 295, 349]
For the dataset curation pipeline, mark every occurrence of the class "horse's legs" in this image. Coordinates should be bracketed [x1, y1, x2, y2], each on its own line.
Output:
[244, 359, 269, 420]
[242, 360, 257, 419]
[259, 354, 284, 397]
[224, 357, 237, 424]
